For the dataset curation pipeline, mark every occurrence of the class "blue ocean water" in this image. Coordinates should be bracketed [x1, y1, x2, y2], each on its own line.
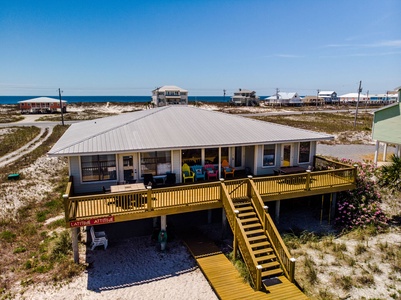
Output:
[0, 95, 239, 105]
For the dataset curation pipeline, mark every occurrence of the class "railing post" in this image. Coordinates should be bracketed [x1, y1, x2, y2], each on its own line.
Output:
[147, 186, 153, 211]
[219, 178, 225, 200]
[353, 164, 358, 183]
[256, 265, 262, 290]
[233, 210, 239, 259]
[305, 169, 311, 190]
[63, 194, 69, 224]
[247, 175, 253, 198]
[289, 257, 296, 283]
[263, 205, 268, 232]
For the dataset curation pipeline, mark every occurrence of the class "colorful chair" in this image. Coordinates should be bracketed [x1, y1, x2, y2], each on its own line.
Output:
[204, 164, 218, 180]
[222, 160, 235, 178]
[182, 163, 195, 183]
[191, 165, 206, 181]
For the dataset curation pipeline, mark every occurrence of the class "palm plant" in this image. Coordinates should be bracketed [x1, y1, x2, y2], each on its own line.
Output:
[378, 154, 401, 192]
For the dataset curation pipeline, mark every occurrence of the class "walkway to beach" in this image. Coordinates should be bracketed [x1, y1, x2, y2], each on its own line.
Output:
[183, 235, 308, 300]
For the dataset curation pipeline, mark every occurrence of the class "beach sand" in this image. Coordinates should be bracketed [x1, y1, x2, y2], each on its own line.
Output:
[17, 235, 218, 300]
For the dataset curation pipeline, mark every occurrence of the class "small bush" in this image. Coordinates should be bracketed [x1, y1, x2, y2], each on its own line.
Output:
[13, 246, 27, 254]
[0, 230, 16, 243]
[50, 231, 71, 260]
[355, 243, 367, 255]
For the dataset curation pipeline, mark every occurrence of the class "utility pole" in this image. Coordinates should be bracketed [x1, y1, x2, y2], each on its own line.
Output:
[353, 81, 362, 128]
[58, 88, 64, 126]
[316, 89, 320, 108]
[276, 88, 280, 106]
[223, 89, 226, 102]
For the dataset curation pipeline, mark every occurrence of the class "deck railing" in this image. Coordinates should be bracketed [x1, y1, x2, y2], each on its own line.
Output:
[64, 156, 356, 222]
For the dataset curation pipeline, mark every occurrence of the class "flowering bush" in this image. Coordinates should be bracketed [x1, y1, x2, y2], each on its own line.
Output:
[335, 159, 388, 232]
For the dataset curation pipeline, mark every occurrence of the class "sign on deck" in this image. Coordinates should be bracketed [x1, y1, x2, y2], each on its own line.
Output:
[69, 216, 115, 228]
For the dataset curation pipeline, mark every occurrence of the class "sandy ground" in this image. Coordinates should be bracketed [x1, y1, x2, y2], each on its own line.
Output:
[3, 103, 400, 300]
[16, 236, 218, 300]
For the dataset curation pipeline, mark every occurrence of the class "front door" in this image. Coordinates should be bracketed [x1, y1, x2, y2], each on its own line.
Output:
[281, 144, 292, 167]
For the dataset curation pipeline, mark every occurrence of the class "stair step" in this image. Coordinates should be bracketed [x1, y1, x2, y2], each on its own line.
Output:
[248, 235, 267, 243]
[255, 253, 276, 261]
[245, 229, 264, 236]
[239, 217, 259, 224]
[238, 212, 256, 218]
[243, 223, 262, 230]
[251, 241, 271, 250]
[234, 205, 253, 211]
[261, 268, 283, 278]
[260, 261, 280, 269]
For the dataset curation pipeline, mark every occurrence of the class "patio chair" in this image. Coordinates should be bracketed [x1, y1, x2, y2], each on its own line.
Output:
[191, 165, 206, 181]
[143, 173, 156, 187]
[90, 226, 108, 250]
[221, 160, 235, 178]
[182, 163, 195, 183]
[204, 164, 218, 180]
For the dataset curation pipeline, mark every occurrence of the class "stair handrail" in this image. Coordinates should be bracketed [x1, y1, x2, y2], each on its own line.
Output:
[247, 177, 296, 283]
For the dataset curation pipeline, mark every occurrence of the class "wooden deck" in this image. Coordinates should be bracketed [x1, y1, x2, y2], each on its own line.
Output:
[65, 166, 355, 225]
[184, 235, 308, 300]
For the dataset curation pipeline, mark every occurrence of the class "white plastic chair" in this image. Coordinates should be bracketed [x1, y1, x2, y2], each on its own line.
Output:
[90, 226, 108, 250]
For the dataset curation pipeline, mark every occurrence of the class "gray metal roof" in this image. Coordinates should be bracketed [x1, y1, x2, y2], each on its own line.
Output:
[48, 106, 333, 156]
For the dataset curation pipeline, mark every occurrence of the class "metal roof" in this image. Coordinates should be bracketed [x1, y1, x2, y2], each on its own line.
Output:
[18, 97, 67, 103]
[48, 106, 333, 156]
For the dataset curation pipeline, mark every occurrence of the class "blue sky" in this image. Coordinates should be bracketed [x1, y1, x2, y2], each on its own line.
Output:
[0, 0, 400, 96]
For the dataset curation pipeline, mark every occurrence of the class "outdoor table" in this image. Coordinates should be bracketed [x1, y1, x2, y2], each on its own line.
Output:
[110, 183, 146, 193]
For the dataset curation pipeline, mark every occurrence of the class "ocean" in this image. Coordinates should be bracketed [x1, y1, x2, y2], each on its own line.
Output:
[0, 96, 247, 105]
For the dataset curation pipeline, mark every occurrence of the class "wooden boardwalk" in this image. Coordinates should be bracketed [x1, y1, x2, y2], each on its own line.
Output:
[183, 235, 308, 300]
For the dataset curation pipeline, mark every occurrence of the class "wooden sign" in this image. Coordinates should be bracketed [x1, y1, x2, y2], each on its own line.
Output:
[69, 216, 115, 228]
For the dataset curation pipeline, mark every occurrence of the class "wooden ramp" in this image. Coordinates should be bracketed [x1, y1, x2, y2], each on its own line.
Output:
[184, 235, 308, 300]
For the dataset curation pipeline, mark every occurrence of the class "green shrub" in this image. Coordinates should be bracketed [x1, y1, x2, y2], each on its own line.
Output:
[378, 154, 401, 193]
[0, 230, 16, 242]
[50, 231, 71, 260]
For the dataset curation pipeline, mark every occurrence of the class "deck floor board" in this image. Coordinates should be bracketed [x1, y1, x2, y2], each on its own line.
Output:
[183, 235, 308, 300]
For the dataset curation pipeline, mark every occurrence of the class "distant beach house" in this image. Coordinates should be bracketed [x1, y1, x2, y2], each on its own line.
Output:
[48, 105, 332, 194]
[372, 87, 401, 164]
[18, 97, 67, 114]
[369, 92, 398, 104]
[229, 89, 260, 106]
[318, 91, 338, 104]
[151, 85, 188, 107]
[338, 93, 368, 103]
[265, 92, 302, 106]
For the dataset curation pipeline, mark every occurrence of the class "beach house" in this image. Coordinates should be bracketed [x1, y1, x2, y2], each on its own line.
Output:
[372, 87, 401, 164]
[18, 96, 67, 114]
[338, 92, 368, 103]
[229, 89, 260, 106]
[318, 91, 338, 104]
[151, 85, 188, 106]
[49, 105, 356, 291]
[265, 92, 302, 106]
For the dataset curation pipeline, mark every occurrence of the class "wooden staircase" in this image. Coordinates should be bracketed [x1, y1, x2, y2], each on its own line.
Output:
[233, 199, 283, 281]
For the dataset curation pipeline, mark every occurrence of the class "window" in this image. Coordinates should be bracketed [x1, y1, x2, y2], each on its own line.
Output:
[263, 145, 276, 166]
[205, 148, 218, 164]
[182, 149, 201, 166]
[235, 146, 242, 167]
[81, 155, 116, 182]
[299, 142, 311, 163]
[221, 147, 229, 163]
[141, 151, 171, 176]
